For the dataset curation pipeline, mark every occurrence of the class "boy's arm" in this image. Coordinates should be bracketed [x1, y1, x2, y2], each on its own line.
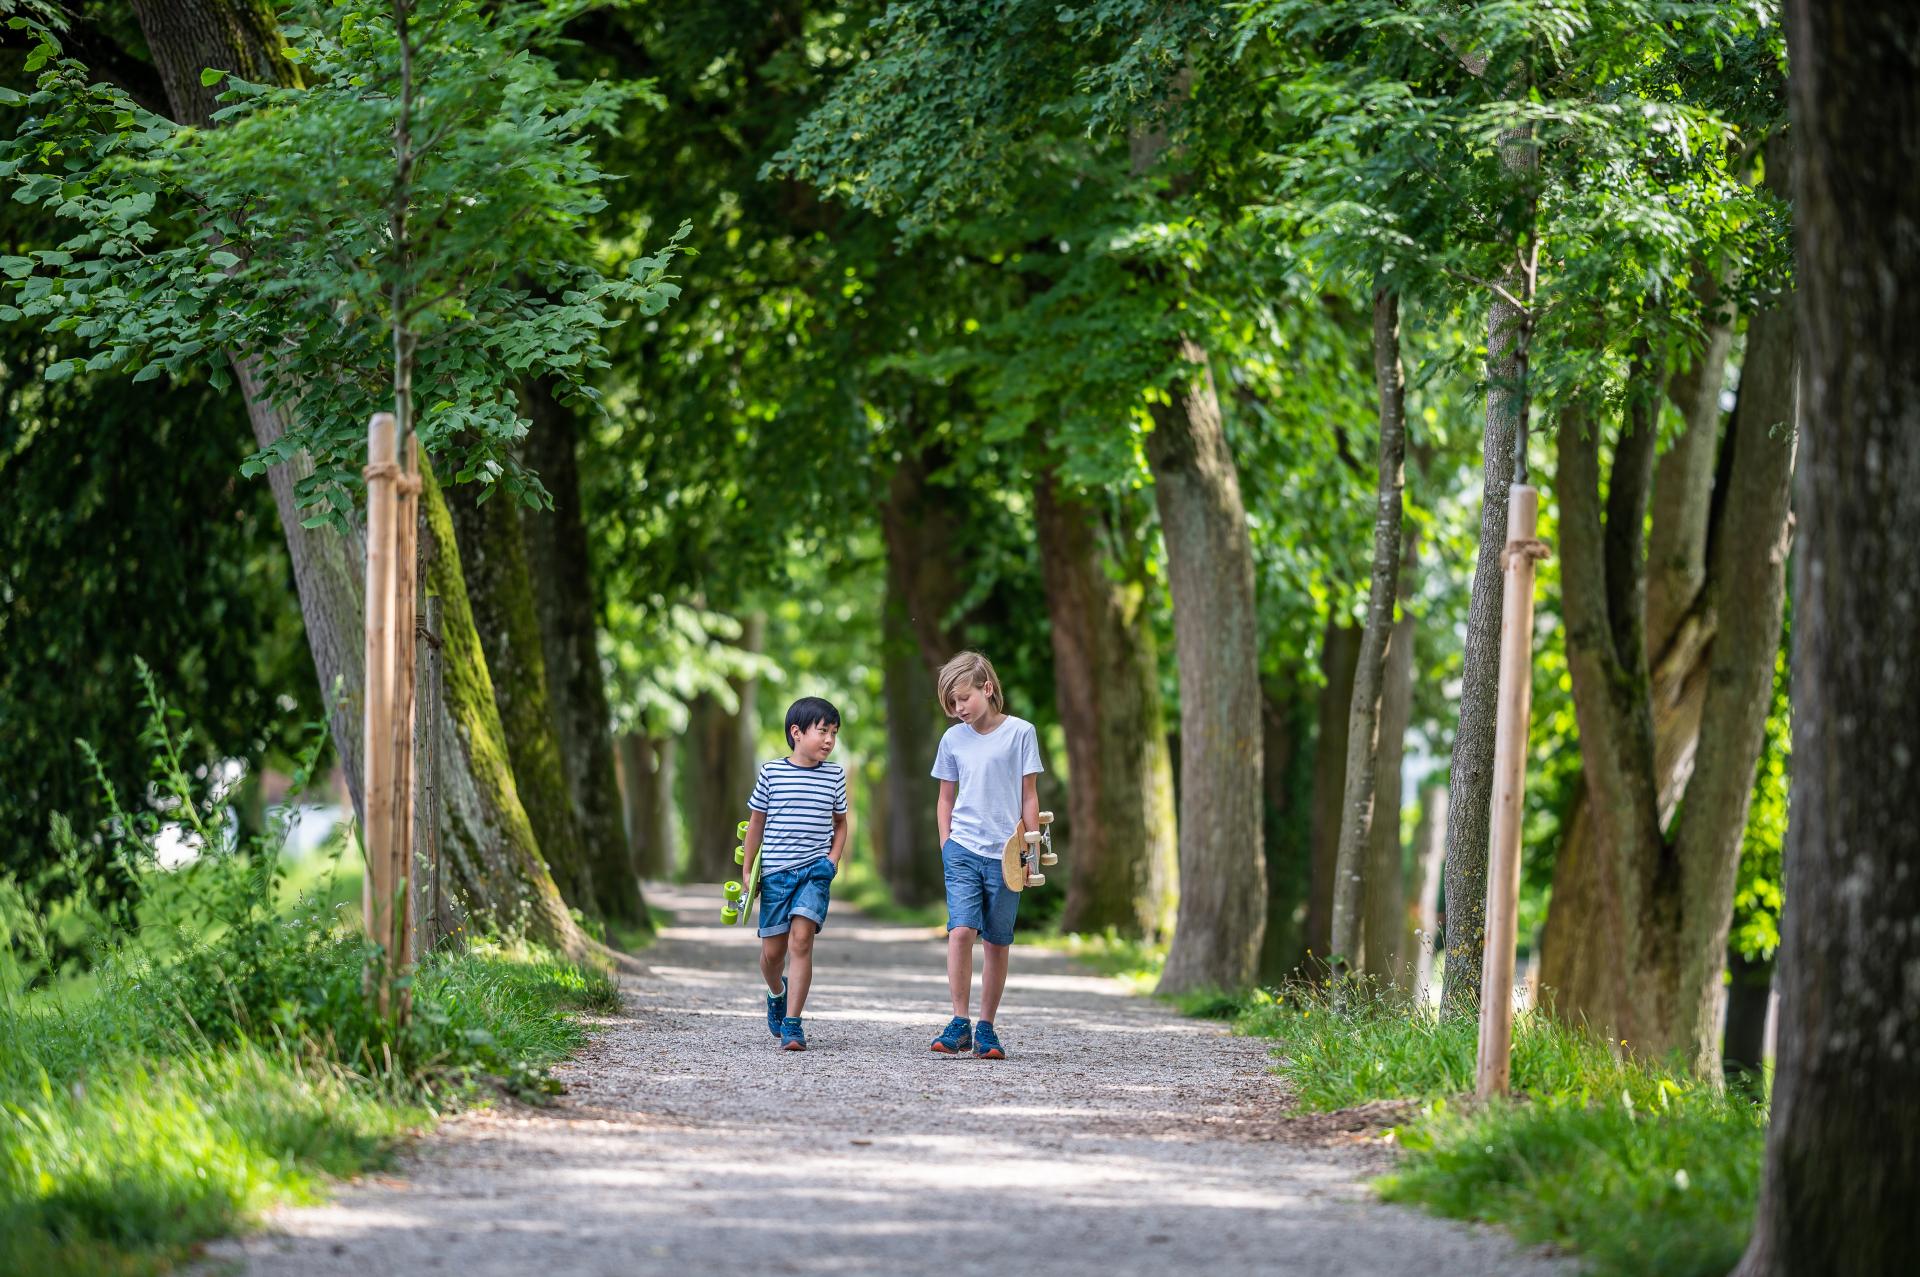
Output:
[743, 809, 768, 880]
[830, 810, 850, 867]
[1021, 772, 1040, 836]
[937, 779, 957, 845]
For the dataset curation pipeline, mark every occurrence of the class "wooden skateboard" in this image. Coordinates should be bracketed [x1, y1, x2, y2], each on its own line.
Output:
[720, 819, 758, 925]
[1000, 810, 1057, 892]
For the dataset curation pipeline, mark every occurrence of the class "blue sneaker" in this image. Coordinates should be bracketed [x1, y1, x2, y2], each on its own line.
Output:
[973, 1020, 1006, 1059]
[780, 1016, 807, 1051]
[930, 1015, 972, 1054]
[766, 978, 787, 1038]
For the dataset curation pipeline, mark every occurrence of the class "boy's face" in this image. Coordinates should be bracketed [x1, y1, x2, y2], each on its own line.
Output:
[790, 720, 838, 763]
[949, 679, 995, 725]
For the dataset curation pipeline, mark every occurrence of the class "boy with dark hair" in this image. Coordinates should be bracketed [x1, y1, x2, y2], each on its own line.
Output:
[741, 696, 849, 1051]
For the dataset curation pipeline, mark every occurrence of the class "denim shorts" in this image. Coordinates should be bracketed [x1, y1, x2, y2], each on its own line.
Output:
[758, 857, 836, 938]
[943, 838, 1020, 945]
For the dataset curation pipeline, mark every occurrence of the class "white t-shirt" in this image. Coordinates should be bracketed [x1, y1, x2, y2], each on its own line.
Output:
[931, 716, 1045, 858]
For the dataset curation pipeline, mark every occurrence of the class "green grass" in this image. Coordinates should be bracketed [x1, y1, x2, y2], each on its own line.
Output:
[1235, 986, 1766, 1277]
[2, 869, 618, 1277]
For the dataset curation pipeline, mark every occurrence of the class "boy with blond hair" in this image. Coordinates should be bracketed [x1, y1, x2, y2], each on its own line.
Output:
[928, 651, 1044, 1059]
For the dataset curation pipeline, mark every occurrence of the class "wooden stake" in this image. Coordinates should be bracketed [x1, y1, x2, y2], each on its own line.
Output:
[363, 413, 399, 1016]
[387, 433, 421, 1020]
[1476, 483, 1546, 1099]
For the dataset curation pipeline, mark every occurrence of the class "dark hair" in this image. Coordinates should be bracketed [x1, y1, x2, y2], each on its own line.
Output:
[784, 696, 841, 748]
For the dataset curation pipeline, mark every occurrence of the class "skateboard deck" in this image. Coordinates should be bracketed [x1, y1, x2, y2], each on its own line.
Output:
[720, 819, 759, 925]
[1000, 810, 1057, 892]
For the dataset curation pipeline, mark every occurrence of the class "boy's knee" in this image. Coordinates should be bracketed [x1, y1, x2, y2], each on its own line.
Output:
[949, 926, 978, 943]
[983, 940, 1010, 955]
[789, 929, 815, 958]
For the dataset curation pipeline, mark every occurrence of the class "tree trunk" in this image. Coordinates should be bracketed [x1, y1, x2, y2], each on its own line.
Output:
[1331, 288, 1409, 966]
[1150, 339, 1265, 996]
[1722, 946, 1771, 1093]
[1648, 263, 1735, 650]
[1544, 304, 1794, 1070]
[1258, 668, 1315, 982]
[685, 614, 759, 883]
[618, 732, 675, 880]
[1441, 136, 1531, 1013]
[1538, 254, 1737, 1029]
[418, 467, 587, 956]
[881, 559, 944, 907]
[1411, 784, 1449, 1001]
[446, 482, 599, 915]
[130, 0, 585, 954]
[521, 380, 646, 927]
[1306, 623, 1362, 968]
[1738, 8, 1920, 1263]
[1034, 471, 1178, 938]
[880, 439, 979, 672]
[1363, 535, 1417, 990]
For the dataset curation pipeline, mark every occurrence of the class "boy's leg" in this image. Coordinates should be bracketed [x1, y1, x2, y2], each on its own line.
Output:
[947, 925, 977, 1018]
[787, 917, 818, 1017]
[980, 941, 1010, 1022]
[759, 934, 789, 995]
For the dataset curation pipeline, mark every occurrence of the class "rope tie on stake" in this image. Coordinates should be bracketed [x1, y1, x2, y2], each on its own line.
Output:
[362, 461, 422, 495]
[1504, 538, 1552, 568]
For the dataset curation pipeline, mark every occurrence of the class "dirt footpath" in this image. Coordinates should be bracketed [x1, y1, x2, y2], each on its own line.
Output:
[199, 884, 1569, 1276]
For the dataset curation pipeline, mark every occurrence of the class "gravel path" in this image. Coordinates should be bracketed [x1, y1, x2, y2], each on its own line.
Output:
[200, 884, 1569, 1276]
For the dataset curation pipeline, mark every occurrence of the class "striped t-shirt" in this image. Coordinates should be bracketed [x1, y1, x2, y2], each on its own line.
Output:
[746, 758, 848, 873]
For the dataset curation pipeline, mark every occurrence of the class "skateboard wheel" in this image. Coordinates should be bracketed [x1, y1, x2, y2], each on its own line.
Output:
[1038, 810, 1054, 825]
[735, 845, 745, 865]
[724, 879, 743, 902]
[736, 819, 750, 837]
[721, 904, 739, 924]
[1024, 831, 1041, 846]
[1027, 872, 1046, 887]
[1040, 851, 1058, 866]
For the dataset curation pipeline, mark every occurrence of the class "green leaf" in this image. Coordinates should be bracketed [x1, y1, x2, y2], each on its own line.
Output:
[208, 250, 241, 269]
[132, 362, 164, 383]
[200, 67, 228, 88]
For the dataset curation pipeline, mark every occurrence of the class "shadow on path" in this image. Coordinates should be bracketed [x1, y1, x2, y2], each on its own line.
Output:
[200, 884, 1568, 1276]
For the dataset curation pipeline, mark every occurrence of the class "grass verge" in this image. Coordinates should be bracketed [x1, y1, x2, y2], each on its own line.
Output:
[1, 931, 616, 1277]
[1235, 988, 1766, 1277]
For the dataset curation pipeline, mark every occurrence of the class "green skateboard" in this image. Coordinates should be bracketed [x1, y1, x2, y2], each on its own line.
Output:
[720, 820, 759, 925]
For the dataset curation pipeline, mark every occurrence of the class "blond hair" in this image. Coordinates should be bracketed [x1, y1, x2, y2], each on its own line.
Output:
[936, 650, 1005, 717]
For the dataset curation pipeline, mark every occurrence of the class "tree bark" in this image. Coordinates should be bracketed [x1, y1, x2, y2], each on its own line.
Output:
[1722, 946, 1772, 1092]
[130, 0, 585, 954]
[1306, 623, 1361, 968]
[446, 482, 599, 915]
[1738, 8, 1920, 1263]
[1034, 471, 1178, 938]
[618, 732, 676, 880]
[1150, 339, 1265, 996]
[521, 380, 647, 927]
[685, 615, 761, 882]
[1258, 668, 1315, 982]
[881, 558, 944, 907]
[1648, 263, 1736, 650]
[880, 439, 978, 672]
[1441, 129, 1532, 1013]
[1331, 288, 1410, 966]
[1542, 307, 1794, 1069]
[1362, 534, 1416, 991]
[418, 467, 587, 956]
